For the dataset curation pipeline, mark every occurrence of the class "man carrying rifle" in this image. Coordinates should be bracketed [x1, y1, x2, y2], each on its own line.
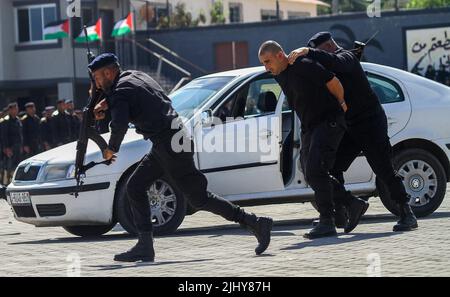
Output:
[89, 53, 273, 262]
[288, 32, 418, 232]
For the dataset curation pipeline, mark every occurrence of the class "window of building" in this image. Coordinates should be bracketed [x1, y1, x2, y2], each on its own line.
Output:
[287, 11, 311, 20]
[15, 4, 57, 45]
[229, 3, 243, 23]
[71, 5, 96, 40]
[261, 10, 283, 21]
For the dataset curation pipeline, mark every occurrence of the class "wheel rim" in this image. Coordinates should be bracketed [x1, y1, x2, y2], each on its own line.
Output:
[146, 180, 177, 227]
[397, 160, 437, 207]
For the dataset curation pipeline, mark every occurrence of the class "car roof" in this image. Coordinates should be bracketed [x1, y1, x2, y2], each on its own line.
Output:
[198, 62, 449, 93]
[201, 66, 266, 79]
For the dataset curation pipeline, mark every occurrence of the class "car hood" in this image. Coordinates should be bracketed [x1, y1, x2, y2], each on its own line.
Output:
[22, 129, 145, 165]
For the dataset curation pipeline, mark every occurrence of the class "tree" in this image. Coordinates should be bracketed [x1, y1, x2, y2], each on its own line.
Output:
[407, 0, 450, 8]
[157, 2, 206, 29]
[210, 0, 226, 25]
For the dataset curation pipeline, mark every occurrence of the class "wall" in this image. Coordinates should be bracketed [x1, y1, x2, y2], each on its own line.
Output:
[136, 7, 450, 79]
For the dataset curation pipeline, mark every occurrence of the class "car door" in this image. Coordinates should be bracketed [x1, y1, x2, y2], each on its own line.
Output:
[367, 72, 412, 137]
[343, 72, 412, 184]
[193, 73, 284, 195]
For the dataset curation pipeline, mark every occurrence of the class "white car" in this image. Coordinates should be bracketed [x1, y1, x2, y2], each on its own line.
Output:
[4, 63, 450, 237]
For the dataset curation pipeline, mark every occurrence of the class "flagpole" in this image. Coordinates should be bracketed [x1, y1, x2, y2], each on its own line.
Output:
[71, 22, 77, 106]
[132, 10, 137, 70]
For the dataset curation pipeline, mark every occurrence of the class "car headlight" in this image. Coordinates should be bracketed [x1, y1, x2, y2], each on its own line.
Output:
[42, 164, 75, 182]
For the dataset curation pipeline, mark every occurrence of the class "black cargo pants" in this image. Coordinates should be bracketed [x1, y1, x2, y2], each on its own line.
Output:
[330, 108, 409, 207]
[300, 114, 346, 219]
[126, 132, 243, 233]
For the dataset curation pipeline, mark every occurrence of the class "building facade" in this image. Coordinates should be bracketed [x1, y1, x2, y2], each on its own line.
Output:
[130, 0, 328, 29]
[0, 0, 129, 111]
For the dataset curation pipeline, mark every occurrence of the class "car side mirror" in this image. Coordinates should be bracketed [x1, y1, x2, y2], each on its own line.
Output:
[201, 109, 213, 126]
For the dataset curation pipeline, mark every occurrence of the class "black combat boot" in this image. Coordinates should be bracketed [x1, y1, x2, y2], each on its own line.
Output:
[334, 204, 349, 229]
[393, 203, 418, 232]
[239, 212, 273, 255]
[344, 198, 369, 233]
[312, 205, 348, 228]
[114, 232, 155, 262]
[304, 216, 337, 239]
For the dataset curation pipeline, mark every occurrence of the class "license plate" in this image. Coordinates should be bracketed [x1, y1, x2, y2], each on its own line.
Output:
[10, 192, 31, 205]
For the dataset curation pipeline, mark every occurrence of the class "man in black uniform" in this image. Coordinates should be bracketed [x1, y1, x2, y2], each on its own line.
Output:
[89, 53, 273, 262]
[51, 99, 72, 146]
[40, 106, 54, 150]
[21, 102, 41, 158]
[288, 32, 418, 231]
[1, 103, 23, 184]
[65, 100, 81, 142]
[258, 41, 367, 239]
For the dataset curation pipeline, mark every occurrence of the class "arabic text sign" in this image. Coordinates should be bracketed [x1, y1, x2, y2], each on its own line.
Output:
[406, 26, 450, 73]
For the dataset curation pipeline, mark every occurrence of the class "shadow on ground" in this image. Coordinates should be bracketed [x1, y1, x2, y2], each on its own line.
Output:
[9, 211, 450, 246]
[86, 258, 214, 271]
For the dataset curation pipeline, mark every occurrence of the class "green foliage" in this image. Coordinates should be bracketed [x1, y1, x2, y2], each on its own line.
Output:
[407, 0, 450, 8]
[210, 0, 226, 25]
[157, 2, 206, 29]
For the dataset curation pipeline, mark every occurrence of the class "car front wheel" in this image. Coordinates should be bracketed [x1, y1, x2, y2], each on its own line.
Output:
[377, 148, 447, 218]
[63, 223, 116, 237]
[115, 175, 186, 236]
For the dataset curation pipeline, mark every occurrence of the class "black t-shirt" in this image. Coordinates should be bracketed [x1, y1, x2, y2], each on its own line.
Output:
[275, 57, 342, 131]
[307, 48, 382, 123]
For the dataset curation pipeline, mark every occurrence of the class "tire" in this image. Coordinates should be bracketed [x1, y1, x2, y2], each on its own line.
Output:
[63, 223, 116, 237]
[115, 174, 187, 236]
[377, 148, 447, 218]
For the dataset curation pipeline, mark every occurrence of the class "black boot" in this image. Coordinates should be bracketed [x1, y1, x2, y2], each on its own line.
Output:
[345, 198, 369, 233]
[334, 204, 349, 229]
[312, 205, 347, 228]
[114, 232, 155, 262]
[239, 212, 273, 255]
[304, 216, 337, 239]
[393, 203, 418, 232]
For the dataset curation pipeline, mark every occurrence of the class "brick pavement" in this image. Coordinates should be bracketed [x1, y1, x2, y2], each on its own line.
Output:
[1, 188, 450, 277]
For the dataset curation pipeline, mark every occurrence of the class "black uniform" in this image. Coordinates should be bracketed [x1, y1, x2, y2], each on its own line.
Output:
[106, 70, 264, 234]
[40, 116, 53, 149]
[69, 113, 81, 142]
[51, 110, 72, 146]
[275, 58, 345, 219]
[21, 114, 41, 157]
[1, 115, 23, 176]
[306, 48, 409, 207]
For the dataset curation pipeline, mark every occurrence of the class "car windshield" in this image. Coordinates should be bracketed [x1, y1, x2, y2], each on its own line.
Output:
[169, 76, 234, 119]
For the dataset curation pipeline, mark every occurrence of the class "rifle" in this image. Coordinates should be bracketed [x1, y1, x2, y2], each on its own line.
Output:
[351, 30, 379, 61]
[73, 26, 111, 197]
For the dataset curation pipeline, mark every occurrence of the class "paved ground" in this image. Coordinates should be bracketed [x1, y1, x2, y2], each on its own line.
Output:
[1, 188, 450, 277]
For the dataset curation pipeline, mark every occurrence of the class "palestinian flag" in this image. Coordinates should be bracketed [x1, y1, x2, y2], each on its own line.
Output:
[43, 20, 69, 40]
[75, 18, 102, 43]
[112, 13, 134, 37]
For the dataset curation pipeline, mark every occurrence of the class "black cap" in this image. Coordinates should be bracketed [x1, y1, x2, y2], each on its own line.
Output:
[307, 31, 332, 48]
[25, 102, 35, 108]
[88, 53, 119, 72]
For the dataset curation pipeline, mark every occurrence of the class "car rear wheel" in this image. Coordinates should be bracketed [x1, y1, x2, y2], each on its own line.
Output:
[63, 223, 116, 237]
[377, 148, 447, 218]
[115, 175, 186, 236]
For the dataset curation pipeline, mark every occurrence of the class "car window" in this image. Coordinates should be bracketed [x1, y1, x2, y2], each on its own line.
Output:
[243, 78, 283, 118]
[169, 76, 234, 119]
[367, 73, 405, 104]
[214, 75, 286, 124]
